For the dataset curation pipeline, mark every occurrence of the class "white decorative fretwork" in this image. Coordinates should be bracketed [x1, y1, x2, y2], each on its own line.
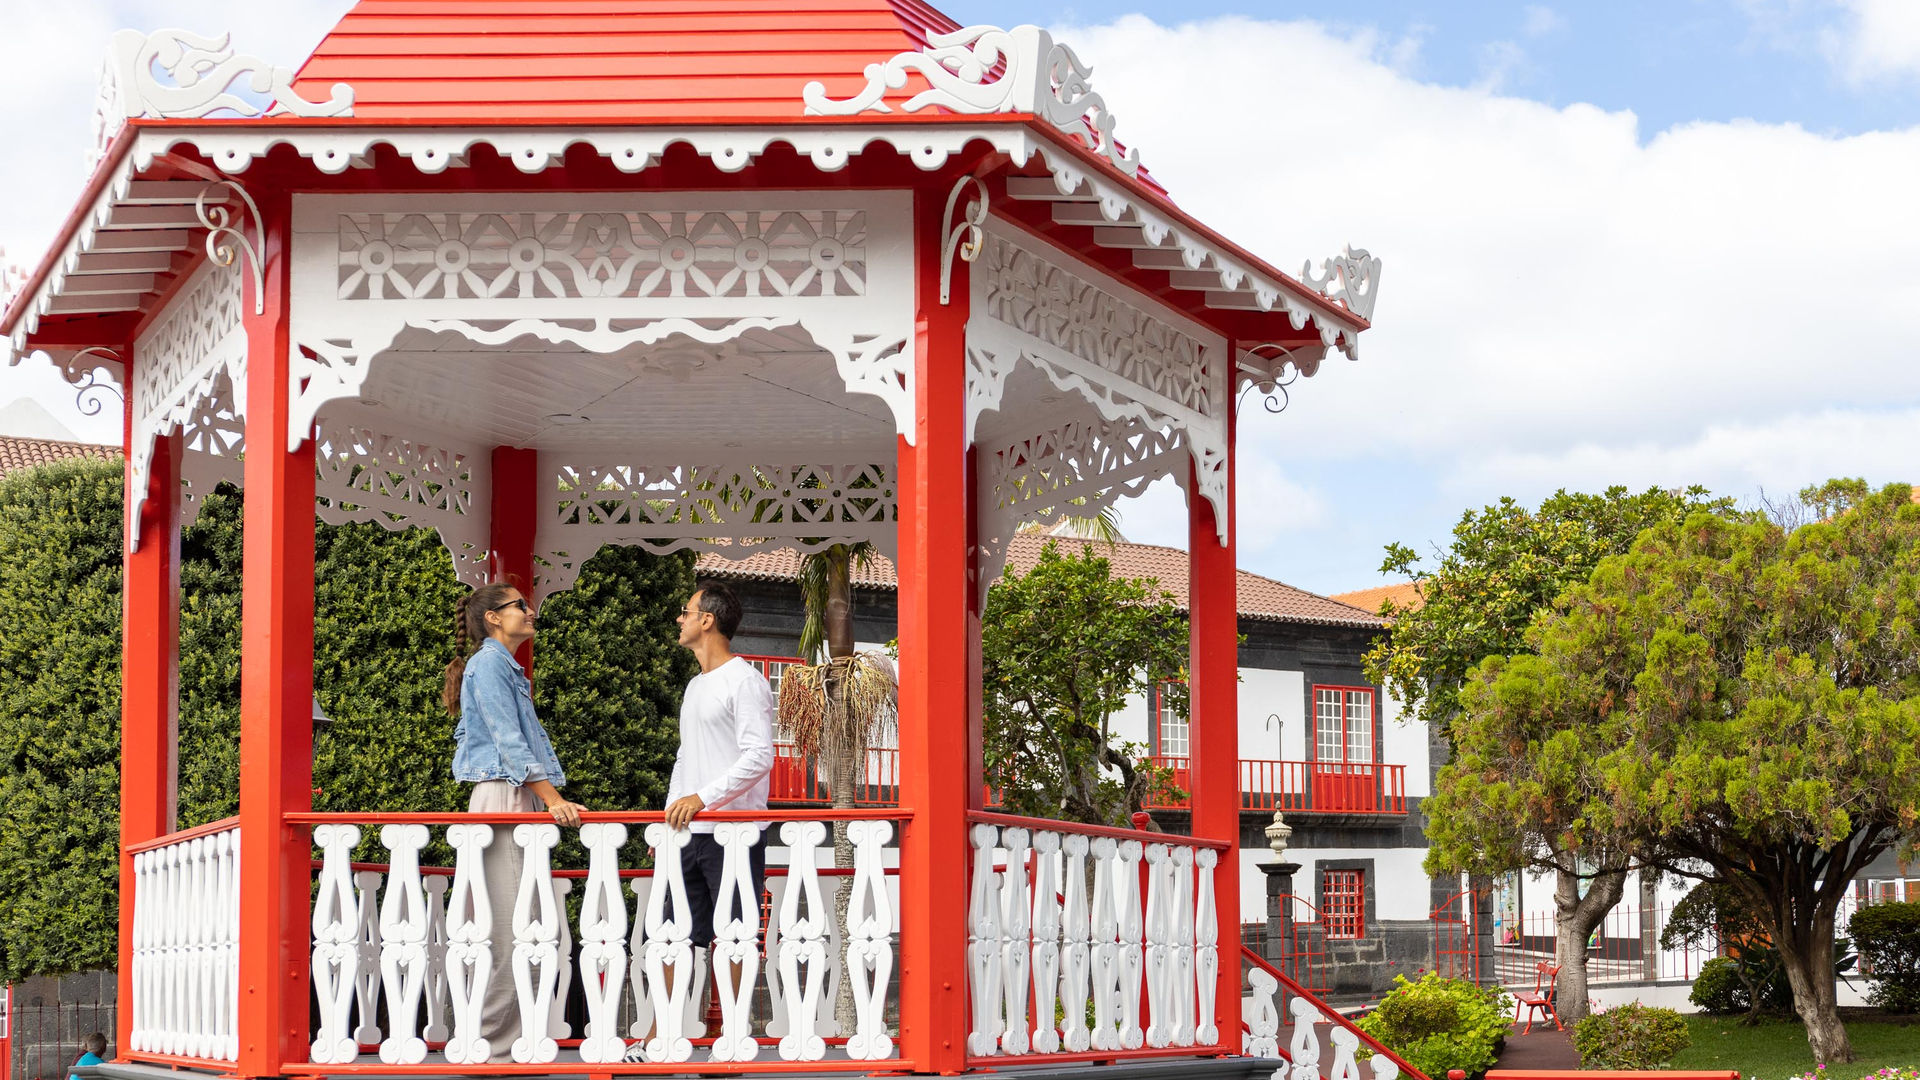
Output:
[1302, 246, 1382, 323]
[308, 824, 360, 1064]
[802, 25, 1140, 177]
[969, 226, 1230, 541]
[640, 824, 696, 1063]
[709, 823, 764, 1062]
[351, 869, 384, 1046]
[128, 260, 247, 549]
[844, 820, 895, 1060]
[534, 461, 895, 599]
[422, 875, 452, 1044]
[314, 420, 492, 587]
[92, 28, 351, 161]
[509, 824, 562, 1064]
[441, 824, 495, 1065]
[1288, 997, 1324, 1080]
[377, 825, 431, 1064]
[1245, 968, 1281, 1058]
[576, 823, 630, 1062]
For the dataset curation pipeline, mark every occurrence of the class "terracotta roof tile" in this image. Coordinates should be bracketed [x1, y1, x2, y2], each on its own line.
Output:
[699, 535, 1388, 629]
[0, 436, 119, 480]
[1329, 581, 1425, 615]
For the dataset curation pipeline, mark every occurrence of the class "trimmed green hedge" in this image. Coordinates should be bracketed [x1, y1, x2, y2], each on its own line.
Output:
[0, 458, 700, 980]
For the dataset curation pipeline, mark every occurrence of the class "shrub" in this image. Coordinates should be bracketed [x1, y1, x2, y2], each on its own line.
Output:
[1689, 956, 1746, 1014]
[1571, 1001, 1690, 1069]
[1356, 971, 1512, 1080]
[1848, 900, 1920, 1013]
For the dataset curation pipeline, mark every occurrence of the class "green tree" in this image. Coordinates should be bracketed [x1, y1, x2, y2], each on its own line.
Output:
[1370, 484, 1735, 1020]
[1465, 482, 1920, 1063]
[981, 541, 1189, 826]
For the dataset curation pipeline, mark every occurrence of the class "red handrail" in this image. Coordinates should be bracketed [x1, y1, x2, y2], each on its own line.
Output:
[1241, 944, 1428, 1080]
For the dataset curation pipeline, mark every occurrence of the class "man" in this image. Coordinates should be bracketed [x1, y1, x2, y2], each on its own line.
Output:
[665, 578, 776, 948]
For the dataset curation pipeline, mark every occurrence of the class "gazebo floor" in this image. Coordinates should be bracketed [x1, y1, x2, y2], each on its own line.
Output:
[84, 1056, 1282, 1080]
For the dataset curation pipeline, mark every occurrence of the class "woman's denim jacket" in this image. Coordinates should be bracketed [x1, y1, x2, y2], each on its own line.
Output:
[453, 638, 567, 787]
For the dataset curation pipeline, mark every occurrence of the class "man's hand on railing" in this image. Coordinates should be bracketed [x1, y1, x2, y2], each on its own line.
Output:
[665, 793, 706, 829]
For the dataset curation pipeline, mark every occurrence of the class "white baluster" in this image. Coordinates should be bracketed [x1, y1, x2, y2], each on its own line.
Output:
[1030, 831, 1062, 1054]
[1245, 968, 1281, 1057]
[709, 822, 764, 1062]
[641, 824, 695, 1063]
[1330, 1026, 1364, 1080]
[377, 824, 431, 1064]
[999, 827, 1032, 1055]
[1289, 997, 1325, 1080]
[422, 874, 452, 1043]
[1169, 846, 1196, 1046]
[1115, 839, 1145, 1050]
[1371, 1048, 1403, 1080]
[1088, 837, 1120, 1051]
[966, 823, 1002, 1056]
[844, 819, 894, 1060]
[1194, 849, 1220, 1045]
[162, 844, 183, 1056]
[309, 824, 362, 1064]
[224, 832, 240, 1061]
[1059, 834, 1092, 1053]
[627, 877, 652, 1046]
[441, 824, 495, 1065]
[509, 823, 561, 1063]
[195, 836, 217, 1060]
[776, 821, 829, 1062]
[131, 850, 151, 1053]
[547, 877, 575, 1040]
[1143, 844, 1171, 1048]
[185, 837, 209, 1059]
[574, 822, 629, 1062]
[352, 869, 384, 1047]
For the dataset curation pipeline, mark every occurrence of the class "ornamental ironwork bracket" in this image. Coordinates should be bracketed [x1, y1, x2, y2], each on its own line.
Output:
[196, 180, 264, 316]
[939, 175, 989, 305]
[69, 347, 127, 417]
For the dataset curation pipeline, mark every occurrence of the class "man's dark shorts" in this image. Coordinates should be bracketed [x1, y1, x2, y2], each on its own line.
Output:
[673, 828, 767, 947]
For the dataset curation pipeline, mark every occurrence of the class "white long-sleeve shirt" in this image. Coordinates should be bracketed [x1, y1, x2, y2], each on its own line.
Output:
[665, 656, 775, 833]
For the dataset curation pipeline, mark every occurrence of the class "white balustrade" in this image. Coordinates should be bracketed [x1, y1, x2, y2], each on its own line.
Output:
[1289, 997, 1324, 1080]
[962, 823, 1224, 1061]
[129, 828, 241, 1063]
[1245, 967, 1281, 1057]
[304, 816, 906, 1067]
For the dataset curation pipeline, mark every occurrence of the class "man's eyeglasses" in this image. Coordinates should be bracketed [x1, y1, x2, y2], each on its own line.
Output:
[491, 598, 532, 615]
[679, 606, 710, 619]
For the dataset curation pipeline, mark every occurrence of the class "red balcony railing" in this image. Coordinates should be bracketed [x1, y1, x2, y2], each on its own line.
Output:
[770, 747, 1406, 815]
[1140, 757, 1406, 814]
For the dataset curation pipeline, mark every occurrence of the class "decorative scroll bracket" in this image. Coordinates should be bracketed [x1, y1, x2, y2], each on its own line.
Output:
[940, 175, 988, 305]
[68, 346, 127, 417]
[198, 180, 264, 316]
[803, 25, 1141, 176]
[1301, 246, 1381, 323]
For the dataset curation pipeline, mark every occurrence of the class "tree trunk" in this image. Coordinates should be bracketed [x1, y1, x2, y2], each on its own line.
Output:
[823, 551, 859, 1037]
[1552, 863, 1627, 1024]
[1777, 906, 1854, 1064]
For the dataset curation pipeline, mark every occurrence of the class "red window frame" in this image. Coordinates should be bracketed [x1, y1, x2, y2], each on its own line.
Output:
[737, 653, 803, 737]
[1311, 684, 1377, 764]
[1321, 868, 1366, 939]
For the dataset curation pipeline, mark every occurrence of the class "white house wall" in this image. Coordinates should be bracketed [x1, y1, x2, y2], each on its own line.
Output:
[1380, 689, 1429, 798]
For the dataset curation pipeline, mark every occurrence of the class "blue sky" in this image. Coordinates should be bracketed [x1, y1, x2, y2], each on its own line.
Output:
[3, 0, 1919, 598]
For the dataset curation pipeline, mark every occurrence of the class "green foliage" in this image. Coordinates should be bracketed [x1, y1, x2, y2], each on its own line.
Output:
[1689, 957, 1748, 1015]
[1366, 484, 1734, 742]
[1454, 482, 1920, 1062]
[1354, 971, 1512, 1080]
[1663, 883, 1791, 1018]
[1848, 901, 1920, 1013]
[1572, 1001, 1692, 1069]
[981, 541, 1190, 827]
[0, 462, 699, 980]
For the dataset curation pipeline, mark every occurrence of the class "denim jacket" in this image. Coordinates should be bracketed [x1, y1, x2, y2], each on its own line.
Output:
[453, 638, 567, 787]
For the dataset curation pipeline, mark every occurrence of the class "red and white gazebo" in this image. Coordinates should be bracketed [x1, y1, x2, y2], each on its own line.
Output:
[3, 3, 1387, 1078]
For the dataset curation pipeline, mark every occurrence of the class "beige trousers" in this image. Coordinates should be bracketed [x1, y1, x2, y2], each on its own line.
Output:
[469, 779, 540, 1062]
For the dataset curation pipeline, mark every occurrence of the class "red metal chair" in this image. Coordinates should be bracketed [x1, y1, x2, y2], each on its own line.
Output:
[1513, 960, 1562, 1033]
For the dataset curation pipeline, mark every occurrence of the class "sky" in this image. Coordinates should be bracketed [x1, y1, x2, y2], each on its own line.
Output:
[3, 0, 1919, 596]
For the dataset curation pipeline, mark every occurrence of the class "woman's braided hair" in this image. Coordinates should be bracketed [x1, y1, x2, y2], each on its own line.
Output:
[442, 581, 520, 715]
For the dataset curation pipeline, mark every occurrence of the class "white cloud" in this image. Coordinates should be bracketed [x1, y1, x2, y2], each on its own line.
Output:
[1522, 6, 1567, 38]
[1821, 0, 1920, 84]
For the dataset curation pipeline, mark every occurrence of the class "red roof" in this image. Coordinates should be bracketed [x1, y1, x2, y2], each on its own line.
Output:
[699, 535, 1388, 629]
[1329, 581, 1424, 615]
[292, 0, 965, 123]
[0, 435, 120, 480]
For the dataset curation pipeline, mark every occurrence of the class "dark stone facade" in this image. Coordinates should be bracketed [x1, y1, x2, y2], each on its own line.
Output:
[7, 971, 114, 1080]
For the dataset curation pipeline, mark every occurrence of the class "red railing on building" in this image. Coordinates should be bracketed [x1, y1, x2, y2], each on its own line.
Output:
[1141, 757, 1407, 814]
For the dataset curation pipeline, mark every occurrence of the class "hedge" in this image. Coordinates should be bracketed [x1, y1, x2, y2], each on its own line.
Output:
[0, 458, 700, 980]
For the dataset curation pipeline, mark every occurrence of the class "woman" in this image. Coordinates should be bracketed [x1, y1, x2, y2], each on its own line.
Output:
[441, 581, 587, 1062]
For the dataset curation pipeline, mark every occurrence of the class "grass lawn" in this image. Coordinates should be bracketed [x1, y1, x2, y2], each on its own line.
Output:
[1671, 1012, 1920, 1078]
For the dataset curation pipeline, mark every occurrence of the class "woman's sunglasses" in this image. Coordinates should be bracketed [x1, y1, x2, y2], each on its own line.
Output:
[490, 598, 531, 615]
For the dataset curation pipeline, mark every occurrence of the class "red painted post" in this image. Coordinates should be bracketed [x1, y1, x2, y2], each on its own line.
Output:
[234, 189, 316, 1078]
[489, 446, 538, 669]
[895, 183, 974, 1073]
[1189, 390, 1242, 1049]
[119, 379, 180, 1059]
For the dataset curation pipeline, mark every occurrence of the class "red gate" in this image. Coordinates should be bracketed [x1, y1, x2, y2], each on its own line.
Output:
[1430, 887, 1485, 982]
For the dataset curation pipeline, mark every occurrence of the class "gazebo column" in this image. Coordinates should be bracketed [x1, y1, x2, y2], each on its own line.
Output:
[1188, 402, 1242, 1047]
[234, 193, 317, 1078]
[895, 189, 976, 1074]
[119, 403, 180, 1057]
[491, 445, 537, 668]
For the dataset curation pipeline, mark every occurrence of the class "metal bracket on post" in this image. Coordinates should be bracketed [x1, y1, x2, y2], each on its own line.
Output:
[1235, 343, 1308, 415]
[69, 346, 126, 416]
[196, 180, 265, 316]
[939, 174, 988, 305]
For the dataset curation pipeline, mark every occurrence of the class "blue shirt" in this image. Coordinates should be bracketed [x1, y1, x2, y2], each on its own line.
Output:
[453, 638, 566, 787]
[72, 1051, 104, 1080]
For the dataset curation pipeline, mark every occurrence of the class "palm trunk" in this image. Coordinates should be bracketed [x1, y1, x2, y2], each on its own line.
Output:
[823, 549, 860, 1036]
[1552, 862, 1627, 1024]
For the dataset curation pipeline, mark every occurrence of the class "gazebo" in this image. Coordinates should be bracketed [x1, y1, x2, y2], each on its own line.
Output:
[2, 3, 1386, 1078]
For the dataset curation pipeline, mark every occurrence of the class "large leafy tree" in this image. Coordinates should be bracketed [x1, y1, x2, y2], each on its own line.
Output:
[1463, 482, 1920, 1063]
[0, 459, 698, 980]
[1368, 484, 1735, 1018]
[981, 541, 1188, 827]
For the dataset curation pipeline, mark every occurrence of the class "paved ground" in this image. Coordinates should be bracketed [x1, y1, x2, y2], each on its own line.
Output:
[1493, 1019, 1580, 1072]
